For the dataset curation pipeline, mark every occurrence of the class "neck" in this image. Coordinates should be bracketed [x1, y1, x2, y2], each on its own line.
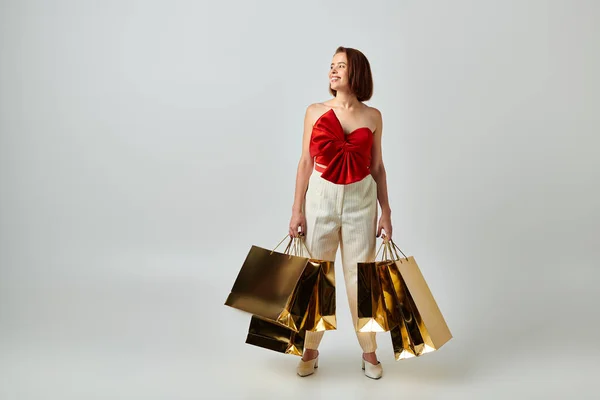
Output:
[332, 90, 360, 109]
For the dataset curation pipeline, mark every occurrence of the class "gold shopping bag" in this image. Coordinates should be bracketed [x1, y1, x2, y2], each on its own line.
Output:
[279, 234, 336, 332]
[245, 314, 305, 356]
[225, 234, 336, 332]
[300, 252, 336, 332]
[243, 236, 335, 357]
[243, 257, 335, 357]
[384, 238, 453, 360]
[356, 241, 402, 332]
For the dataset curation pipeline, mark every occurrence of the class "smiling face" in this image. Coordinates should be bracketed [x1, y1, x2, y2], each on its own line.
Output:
[329, 52, 349, 91]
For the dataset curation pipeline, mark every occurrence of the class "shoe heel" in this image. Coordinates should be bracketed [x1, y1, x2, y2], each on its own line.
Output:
[297, 355, 319, 377]
[362, 357, 383, 380]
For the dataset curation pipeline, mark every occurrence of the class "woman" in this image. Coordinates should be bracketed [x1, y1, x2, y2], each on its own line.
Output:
[289, 46, 393, 379]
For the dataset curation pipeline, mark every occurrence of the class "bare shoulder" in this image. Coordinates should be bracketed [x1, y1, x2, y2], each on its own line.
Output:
[363, 105, 382, 133]
[365, 104, 382, 130]
[305, 102, 321, 117]
[305, 102, 329, 125]
[364, 104, 382, 120]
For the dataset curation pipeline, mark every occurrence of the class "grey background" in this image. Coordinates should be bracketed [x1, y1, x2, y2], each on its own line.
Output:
[1, 0, 599, 398]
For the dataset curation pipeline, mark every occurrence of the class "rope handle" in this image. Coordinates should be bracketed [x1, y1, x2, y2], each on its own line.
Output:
[374, 234, 409, 262]
[270, 233, 314, 259]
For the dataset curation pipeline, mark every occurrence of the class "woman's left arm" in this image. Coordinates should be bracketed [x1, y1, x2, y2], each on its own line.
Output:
[370, 108, 393, 239]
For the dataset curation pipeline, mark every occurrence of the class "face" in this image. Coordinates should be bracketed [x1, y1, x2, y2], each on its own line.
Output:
[329, 52, 348, 90]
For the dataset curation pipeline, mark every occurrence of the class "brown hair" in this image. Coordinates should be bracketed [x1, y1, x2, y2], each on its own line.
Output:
[328, 46, 373, 102]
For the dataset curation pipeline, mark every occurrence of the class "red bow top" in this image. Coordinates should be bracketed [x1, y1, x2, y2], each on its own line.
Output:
[309, 108, 373, 184]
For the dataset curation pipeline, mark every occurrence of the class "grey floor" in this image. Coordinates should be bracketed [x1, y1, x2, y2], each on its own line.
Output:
[1, 270, 598, 400]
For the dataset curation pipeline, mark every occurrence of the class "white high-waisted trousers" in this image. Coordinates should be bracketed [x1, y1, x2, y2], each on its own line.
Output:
[303, 167, 378, 353]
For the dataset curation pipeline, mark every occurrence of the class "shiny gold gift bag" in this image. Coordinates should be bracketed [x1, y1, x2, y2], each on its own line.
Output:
[385, 238, 452, 360]
[357, 236, 452, 360]
[356, 240, 403, 332]
[245, 314, 306, 356]
[281, 234, 336, 332]
[300, 252, 336, 332]
[243, 255, 335, 357]
[225, 234, 336, 332]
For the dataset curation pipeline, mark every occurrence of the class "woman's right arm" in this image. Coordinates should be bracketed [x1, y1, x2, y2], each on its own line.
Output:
[289, 104, 316, 237]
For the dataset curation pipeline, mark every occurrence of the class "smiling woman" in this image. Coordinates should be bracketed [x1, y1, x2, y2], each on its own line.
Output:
[288, 46, 394, 380]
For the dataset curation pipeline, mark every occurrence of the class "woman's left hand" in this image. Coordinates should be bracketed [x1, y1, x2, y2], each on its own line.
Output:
[376, 211, 393, 240]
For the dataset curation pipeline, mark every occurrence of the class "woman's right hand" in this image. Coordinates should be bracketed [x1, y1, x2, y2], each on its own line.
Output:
[289, 210, 307, 238]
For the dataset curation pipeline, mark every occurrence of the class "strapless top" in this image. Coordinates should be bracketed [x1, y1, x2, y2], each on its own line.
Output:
[309, 108, 373, 184]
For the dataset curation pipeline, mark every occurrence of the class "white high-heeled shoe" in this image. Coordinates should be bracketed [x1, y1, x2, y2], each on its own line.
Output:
[297, 355, 319, 377]
[361, 357, 383, 379]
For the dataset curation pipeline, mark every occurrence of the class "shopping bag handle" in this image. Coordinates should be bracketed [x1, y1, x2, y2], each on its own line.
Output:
[388, 237, 408, 261]
[375, 234, 409, 261]
[290, 234, 314, 259]
[375, 234, 390, 260]
[271, 234, 294, 255]
[270, 233, 314, 259]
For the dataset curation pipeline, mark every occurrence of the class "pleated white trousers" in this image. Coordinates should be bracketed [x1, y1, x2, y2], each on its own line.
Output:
[303, 167, 378, 353]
